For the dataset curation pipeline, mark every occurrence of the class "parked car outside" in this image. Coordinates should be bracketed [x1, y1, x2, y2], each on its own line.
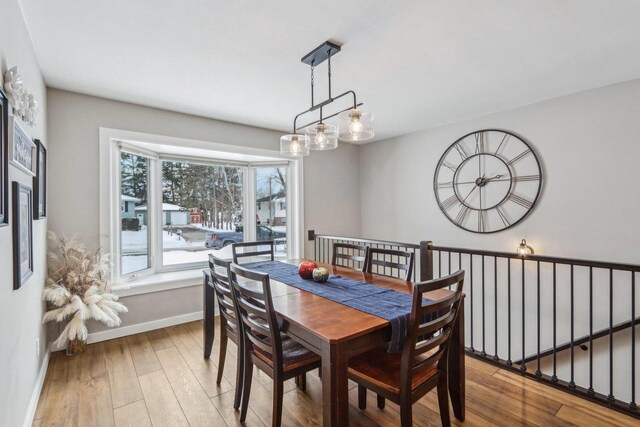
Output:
[204, 225, 286, 249]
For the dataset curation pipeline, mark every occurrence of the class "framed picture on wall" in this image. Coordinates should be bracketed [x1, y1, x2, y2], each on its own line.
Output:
[9, 116, 36, 177]
[13, 181, 34, 290]
[33, 139, 46, 219]
[0, 90, 8, 226]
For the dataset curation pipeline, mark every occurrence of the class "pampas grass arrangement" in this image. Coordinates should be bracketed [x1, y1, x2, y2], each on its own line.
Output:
[43, 232, 127, 349]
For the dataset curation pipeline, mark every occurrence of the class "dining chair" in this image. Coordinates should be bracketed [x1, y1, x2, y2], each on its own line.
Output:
[348, 270, 465, 427]
[208, 254, 244, 410]
[331, 242, 369, 271]
[229, 263, 321, 427]
[232, 240, 275, 264]
[365, 247, 415, 281]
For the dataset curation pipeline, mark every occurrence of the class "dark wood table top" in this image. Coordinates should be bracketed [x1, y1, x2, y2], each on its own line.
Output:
[265, 260, 453, 344]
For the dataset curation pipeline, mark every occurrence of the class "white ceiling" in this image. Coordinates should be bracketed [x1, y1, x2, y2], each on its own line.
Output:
[19, 0, 640, 142]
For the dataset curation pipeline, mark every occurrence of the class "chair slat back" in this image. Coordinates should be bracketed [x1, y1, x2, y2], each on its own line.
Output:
[365, 248, 415, 281]
[208, 255, 238, 333]
[229, 263, 282, 367]
[400, 270, 465, 387]
[331, 243, 369, 271]
[232, 241, 275, 264]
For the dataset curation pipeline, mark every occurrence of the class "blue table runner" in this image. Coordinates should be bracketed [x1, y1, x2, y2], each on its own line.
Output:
[243, 261, 428, 352]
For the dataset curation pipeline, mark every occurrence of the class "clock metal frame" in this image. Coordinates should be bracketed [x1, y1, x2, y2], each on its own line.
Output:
[433, 129, 543, 234]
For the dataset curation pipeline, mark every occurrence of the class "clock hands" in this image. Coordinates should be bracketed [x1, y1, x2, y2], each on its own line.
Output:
[454, 174, 503, 186]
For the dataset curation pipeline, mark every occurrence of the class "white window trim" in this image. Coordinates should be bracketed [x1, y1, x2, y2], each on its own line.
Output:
[99, 127, 304, 295]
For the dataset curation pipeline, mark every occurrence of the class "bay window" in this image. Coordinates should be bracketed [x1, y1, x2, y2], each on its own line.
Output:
[101, 129, 303, 285]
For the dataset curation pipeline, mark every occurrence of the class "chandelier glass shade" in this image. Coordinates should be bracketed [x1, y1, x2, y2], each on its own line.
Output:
[280, 133, 310, 158]
[337, 108, 374, 142]
[305, 122, 338, 150]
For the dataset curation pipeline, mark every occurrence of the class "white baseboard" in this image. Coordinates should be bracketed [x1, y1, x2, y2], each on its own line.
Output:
[23, 351, 50, 427]
[51, 311, 207, 351]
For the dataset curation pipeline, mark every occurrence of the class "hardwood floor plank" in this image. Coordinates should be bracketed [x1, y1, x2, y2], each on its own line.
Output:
[555, 405, 630, 427]
[41, 358, 79, 427]
[465, 380, 574, 426]
[146, 328, 175, 352]
[492, 369, 640, 426]
[104, 338, 143, 408]
[155, 346, 226, 426]
[465, 364, 563, 415]
[126, 333, 161, 376]
[138, 370, 189, 427]
[34, 356, 56, 421]
[164, 324, 234, 397]
[77, 376, 115, 427]
[211, 390, 265, 427]
[113, 400, 152, 427]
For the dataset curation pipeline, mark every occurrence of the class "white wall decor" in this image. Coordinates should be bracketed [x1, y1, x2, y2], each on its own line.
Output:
[4, 66, 38, 126]
[9, 116, 36, 176]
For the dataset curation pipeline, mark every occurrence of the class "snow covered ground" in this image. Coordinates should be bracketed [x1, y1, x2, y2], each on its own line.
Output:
[121, 225, 287, 273]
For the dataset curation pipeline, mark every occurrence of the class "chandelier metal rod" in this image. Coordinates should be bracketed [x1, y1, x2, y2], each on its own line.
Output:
[293, 89, 359, 132]
[295, 101, 363, 133]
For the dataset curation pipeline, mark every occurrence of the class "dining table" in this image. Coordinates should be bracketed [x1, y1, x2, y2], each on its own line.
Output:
[203, 259, 465, 427]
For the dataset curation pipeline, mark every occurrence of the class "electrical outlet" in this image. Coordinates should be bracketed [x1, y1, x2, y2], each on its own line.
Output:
[36, 338, 40, 358]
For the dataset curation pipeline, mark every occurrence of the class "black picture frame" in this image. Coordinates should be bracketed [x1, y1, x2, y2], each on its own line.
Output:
[0, 90, 8, 227]
[33, 139, 46, 219]
[12, 181, 33, 290]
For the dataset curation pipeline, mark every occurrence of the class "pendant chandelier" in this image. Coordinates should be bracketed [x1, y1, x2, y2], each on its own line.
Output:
[280, 41, 375, 158]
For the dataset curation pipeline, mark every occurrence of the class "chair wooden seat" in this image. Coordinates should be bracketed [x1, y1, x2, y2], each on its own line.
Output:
[348, 346, 437, 394]
[253, 333, 321, 371]
[349, 270, 465, 426]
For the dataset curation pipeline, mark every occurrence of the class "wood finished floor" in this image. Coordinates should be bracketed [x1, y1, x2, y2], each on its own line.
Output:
[33, 320, 637, 427]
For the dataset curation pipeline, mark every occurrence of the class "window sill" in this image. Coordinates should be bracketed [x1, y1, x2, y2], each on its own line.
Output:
[114, 268, 204, 297]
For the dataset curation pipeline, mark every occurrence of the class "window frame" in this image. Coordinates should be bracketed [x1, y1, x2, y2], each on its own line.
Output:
[99, 128, 304, 287]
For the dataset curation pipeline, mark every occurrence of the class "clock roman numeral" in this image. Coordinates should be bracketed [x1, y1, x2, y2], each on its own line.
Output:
[512, 174, 540, 182]
[475, 132, 485, 154]
[455, 205, 470, 225]
[441, 195, 459, 211]
[508, 149, 532, 165]
[436, 181, 454, 189]
[442, 161, 457, 172]
[454, 143, 470, 161]
[478, 210, 485, 232]
[507, 193, 533, 209]
[494, 133, 509, 155]
[496, 206, 511, 227]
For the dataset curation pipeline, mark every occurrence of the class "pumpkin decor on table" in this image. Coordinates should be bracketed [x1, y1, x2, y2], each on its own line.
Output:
[312, 267, 329, 283]
[42, 232, 127, 355]
[298, 260, 318, 279]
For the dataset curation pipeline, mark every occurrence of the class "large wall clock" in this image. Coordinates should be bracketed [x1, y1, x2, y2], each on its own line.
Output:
[434, 129, 542, 233]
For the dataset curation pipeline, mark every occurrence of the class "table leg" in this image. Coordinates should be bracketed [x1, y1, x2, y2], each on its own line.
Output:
[321, 341, 349, 427]
[203, 273, 215, 359]
[449, 295, 465, 420]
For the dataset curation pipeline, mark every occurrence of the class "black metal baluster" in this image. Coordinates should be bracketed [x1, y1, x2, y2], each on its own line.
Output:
[588, 267, 594, 395]
[507, 259, 512, 366]
[569, 265, 575, 389]
[608, 269, 614, 403]
[520, 258, 526, 373]
[536, 261, 541, 377]
[470, 254, 475, 353]
[482, 255, 486, 357]
[552, 263, 557, 382]
[632, 272, 637, 410]
[494, 256, 499, 361]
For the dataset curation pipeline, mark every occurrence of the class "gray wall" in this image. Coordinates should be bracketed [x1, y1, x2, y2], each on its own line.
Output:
[47, 88, 361, 334]
[0, 0, 48, 425]
[359, 78, 640, 263]
[359, 78, 640, 400]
